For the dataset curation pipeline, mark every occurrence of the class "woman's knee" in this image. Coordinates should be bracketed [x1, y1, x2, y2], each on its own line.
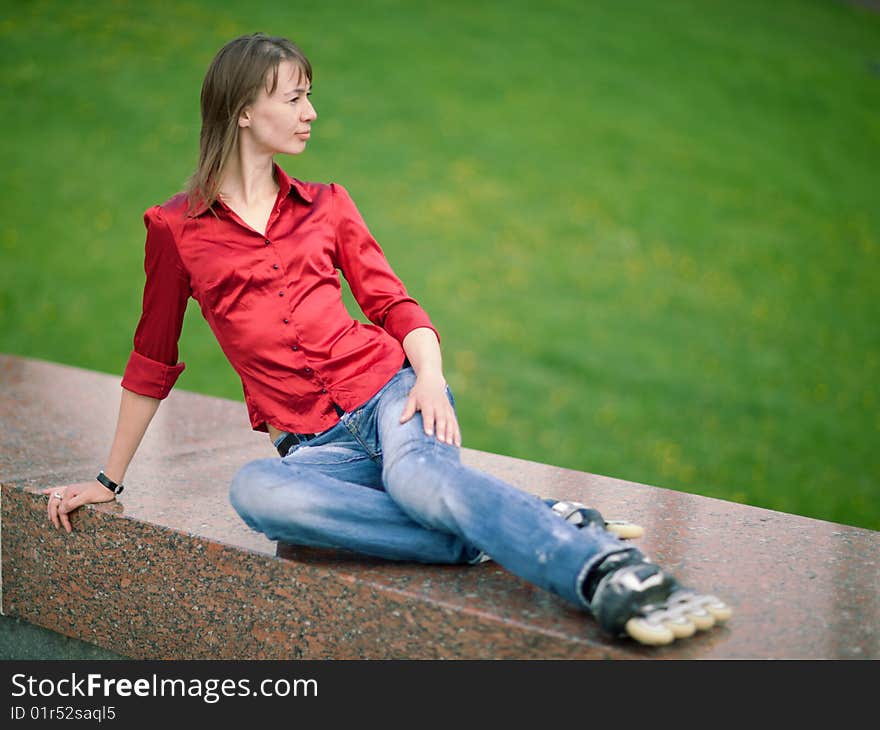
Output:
[383, 435, 458, 483]
[382, 444, 465, 529]
[382, 438, 430, 487]
[229, 458, 281, 519]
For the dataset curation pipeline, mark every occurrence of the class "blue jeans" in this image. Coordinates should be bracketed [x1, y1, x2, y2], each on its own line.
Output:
[229, 366, 629, 609]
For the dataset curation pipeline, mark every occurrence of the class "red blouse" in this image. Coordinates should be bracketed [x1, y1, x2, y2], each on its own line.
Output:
[121, 162, 439, 434]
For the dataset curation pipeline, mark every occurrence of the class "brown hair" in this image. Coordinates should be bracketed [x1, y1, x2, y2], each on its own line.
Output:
[185, 33, 312, 216]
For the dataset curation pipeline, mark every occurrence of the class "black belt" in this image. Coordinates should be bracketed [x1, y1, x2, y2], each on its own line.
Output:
[276, 360, 412, 457]
[276, 403, 345, 456]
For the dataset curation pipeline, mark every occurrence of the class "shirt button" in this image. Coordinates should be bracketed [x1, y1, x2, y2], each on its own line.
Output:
[292, 345, 299, 351]
[283, 318, 289, 324]
[278, 291, 284, 297]
[264, 239, 271, 246]
[321, 388, 328, 394]
[304, 367, 312, 374]
[273, 264, 279, 270]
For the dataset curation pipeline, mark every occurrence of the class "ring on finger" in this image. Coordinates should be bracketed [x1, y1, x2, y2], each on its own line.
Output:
[52, 491, 63, 500]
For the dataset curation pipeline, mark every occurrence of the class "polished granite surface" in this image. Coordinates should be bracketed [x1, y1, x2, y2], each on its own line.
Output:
[2, 353, 877, 658]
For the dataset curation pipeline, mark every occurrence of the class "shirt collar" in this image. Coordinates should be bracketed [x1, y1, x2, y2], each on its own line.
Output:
[273, 162, 313, 204]
[196, 162, 313, 217]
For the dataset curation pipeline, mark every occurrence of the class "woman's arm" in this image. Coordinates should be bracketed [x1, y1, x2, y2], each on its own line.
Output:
[45, 388, 161, 533]
[330, 185, 456, 443]
[399, 327, 461, 447]
[103, 388, 161, 484]
[332, 183, 440, 344]
[45, 205, 189, 533]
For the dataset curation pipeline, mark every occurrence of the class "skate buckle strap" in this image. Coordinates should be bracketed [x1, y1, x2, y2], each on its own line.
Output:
[551, 501, 580, 520]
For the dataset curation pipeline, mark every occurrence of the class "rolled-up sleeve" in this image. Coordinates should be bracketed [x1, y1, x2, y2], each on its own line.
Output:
[121, 205, 192, 399]
[331, 182, 439, 344]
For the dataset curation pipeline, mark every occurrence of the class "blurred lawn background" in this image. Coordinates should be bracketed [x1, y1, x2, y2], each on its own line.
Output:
[2, 0, 878, 531]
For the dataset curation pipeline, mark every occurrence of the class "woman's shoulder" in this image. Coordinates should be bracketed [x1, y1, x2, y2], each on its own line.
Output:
[148, 192, 190, 220]
[138, 192, 187, 226]
[140, 192, 194, 239]
[130, 193, 190, 254]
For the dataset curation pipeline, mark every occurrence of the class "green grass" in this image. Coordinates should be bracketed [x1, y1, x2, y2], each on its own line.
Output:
[2, 0, 878, 529]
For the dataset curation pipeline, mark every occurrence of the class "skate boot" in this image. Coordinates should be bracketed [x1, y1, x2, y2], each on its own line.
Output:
[583, 548, 732, 646]
[469, 499, 644, 567]
[548, 499, 644, 540]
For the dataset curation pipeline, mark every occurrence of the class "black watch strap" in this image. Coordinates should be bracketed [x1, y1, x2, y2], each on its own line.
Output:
[96, 471, 125, 495]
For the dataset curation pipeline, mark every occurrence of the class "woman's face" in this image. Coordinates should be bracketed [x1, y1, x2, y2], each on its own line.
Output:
[239, 59, 316, 156]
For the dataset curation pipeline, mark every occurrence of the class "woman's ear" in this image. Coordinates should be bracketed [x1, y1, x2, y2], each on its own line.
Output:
[238, 107, 252, 129]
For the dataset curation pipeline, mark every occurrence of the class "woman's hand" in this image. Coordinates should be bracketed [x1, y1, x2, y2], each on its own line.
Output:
[399, 372, 461, 446]
[42, 481, 117, 533]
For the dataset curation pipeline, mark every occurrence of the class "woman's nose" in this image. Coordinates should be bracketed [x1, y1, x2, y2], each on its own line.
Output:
[304, 99, 317, 121]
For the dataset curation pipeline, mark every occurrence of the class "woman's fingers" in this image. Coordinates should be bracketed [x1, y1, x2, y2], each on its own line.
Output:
[399, 392, 417, 424]
[58, 500, 73, 533]
[436, 398, 461, 445]
[400, 383, 461, 446]
[40, 481, 114, 533]
[46, 486, 72, 532]
[58, 489, 92, 533]
[64, 491, 89, 512]
[428, 402, 461, 445]
[421, 403, 436, 436]
[446, 413, 461, 446]
[41, 487, 63, 529]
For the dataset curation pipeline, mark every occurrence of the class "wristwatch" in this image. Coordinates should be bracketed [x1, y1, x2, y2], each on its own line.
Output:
[96, 471, 125, 495]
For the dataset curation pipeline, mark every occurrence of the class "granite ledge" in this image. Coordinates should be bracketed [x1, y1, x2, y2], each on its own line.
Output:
[2, 353, 878, 659]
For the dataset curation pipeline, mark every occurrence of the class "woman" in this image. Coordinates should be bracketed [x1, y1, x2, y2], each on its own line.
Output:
[45, 33, 730, 646]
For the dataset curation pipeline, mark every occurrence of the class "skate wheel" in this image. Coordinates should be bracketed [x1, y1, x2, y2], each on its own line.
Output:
[684, 608, 715, 631]
[667, 590, 724, 630]
[684, 593, 732, 623]
[703, 598, 733, 622]
[663, 615, 697, 639]
[624, 617, 675, 646]
[605, 520, 644, 540]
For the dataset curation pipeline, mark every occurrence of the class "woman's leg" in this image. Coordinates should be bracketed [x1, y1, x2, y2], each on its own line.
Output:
[372, 367, 630, 609]
[228, 420, 481, 564]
